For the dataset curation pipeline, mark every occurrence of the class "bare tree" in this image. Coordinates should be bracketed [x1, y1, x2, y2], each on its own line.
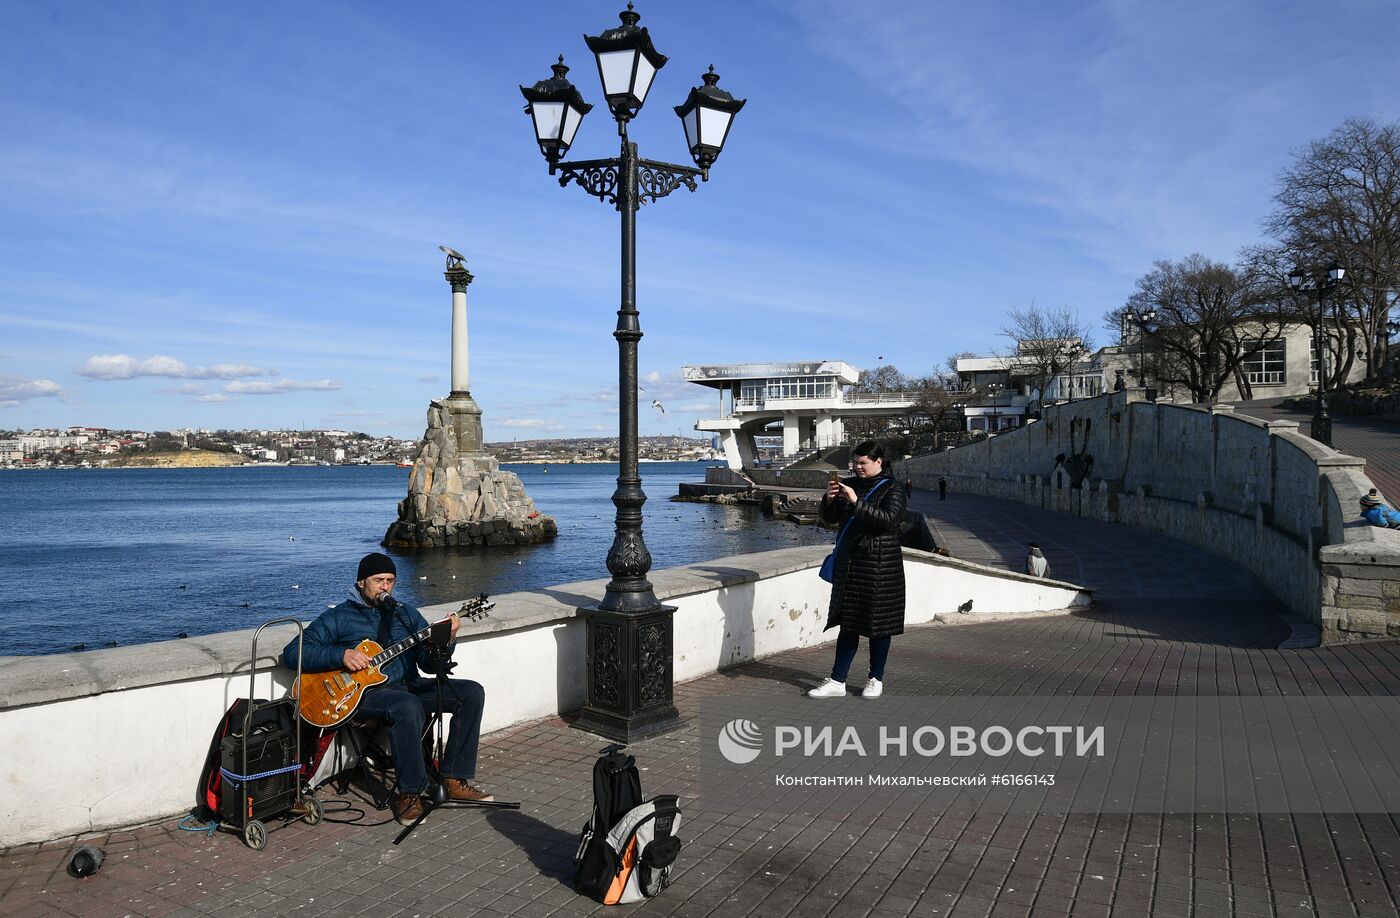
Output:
[999, 304, 1095, 404]
[851, 363, 910, 394]
[842, 364, 965, 453]
[943, 351, 976, 380]
[1265, 118, 1400, 379]
[1107, 254, 1284, 403]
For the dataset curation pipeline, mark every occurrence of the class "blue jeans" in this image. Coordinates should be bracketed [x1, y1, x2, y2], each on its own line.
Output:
[830, 629, 892, 682]
[355, 677, 485, 794]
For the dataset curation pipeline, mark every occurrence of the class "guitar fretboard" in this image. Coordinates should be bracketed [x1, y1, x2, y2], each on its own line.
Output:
[370, 626, 431, 668]
[368, 598, 491, 669]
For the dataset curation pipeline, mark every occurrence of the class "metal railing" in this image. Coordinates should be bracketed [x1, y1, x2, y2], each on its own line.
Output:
[841, 391, 920, 405]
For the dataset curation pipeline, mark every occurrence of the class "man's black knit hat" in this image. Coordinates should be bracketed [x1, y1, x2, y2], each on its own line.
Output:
[357, 552, 397, 581]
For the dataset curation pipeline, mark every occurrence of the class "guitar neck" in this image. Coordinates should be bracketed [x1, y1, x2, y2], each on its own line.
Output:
[371, 599, 488, 668]
[372, 622, 433, 669]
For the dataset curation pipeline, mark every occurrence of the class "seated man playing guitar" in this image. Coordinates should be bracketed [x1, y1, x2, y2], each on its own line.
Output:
[283, 552, 491, 824]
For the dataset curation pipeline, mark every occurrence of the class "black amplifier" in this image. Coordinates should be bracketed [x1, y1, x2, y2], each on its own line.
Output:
[219, 722, 298, 825]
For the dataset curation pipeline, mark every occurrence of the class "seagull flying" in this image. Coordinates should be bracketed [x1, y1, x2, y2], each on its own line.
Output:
[651, 399, 665, 414]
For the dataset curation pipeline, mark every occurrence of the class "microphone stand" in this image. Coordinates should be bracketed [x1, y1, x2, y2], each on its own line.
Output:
[394, 622, 519, 846]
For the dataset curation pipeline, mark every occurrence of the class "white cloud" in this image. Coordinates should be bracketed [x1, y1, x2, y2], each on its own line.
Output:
[78, 354, 271, 380]
[223, 379, 342, 395]
[197, 393, 231, 402]
[500, 417, 549, 428]
[0, 375, 63, 404]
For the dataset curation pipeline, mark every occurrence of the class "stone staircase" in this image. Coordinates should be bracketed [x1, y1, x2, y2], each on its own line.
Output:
[768, 447, 821, 470]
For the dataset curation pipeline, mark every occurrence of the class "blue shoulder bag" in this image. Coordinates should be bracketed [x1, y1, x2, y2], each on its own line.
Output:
[818, 478, 888, 583]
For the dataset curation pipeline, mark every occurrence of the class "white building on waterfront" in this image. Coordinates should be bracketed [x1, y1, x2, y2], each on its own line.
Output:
[683, 360, 917, 469]
[956, 322, 1368, 411]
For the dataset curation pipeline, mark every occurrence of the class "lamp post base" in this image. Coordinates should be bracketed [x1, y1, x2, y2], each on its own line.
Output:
[571, 604, 683, 743]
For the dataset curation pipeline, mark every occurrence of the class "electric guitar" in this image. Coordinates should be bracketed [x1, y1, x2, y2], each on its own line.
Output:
[293, 595, 493, 728]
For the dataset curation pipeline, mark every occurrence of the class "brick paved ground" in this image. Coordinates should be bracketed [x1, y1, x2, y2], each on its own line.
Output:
[1230, 397, 1400, 503]
[6, 492, 1400, 917]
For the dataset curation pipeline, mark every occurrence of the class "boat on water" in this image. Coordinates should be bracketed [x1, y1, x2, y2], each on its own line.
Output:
[396, 458, 414, 468]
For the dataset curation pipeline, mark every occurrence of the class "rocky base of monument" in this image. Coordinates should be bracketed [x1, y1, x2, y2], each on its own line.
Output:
[382, 399, 558, 549]
[383, 467, 558, 548]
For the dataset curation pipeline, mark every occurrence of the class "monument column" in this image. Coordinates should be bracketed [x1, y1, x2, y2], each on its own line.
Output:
[449, 263, 472, 397]
[441, 255, 485, 462]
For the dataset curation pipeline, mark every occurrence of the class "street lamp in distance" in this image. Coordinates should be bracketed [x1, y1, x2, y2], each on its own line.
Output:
[1128, 308, 1156, 389]
[1288, 262, 1346, 447]
[985, 382, 1003, 435]
[1063, 342, 1087, 402]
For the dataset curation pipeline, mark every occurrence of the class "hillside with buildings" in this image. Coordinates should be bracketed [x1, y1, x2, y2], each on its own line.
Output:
[1, 427, 720, 469]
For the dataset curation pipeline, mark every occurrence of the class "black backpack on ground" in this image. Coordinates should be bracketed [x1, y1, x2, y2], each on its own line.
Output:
[573, 744, 683, 904]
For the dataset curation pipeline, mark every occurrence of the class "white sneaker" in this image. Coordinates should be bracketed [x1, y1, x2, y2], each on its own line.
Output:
[807, 678, 847, 698]
[862, 678, 883, 699]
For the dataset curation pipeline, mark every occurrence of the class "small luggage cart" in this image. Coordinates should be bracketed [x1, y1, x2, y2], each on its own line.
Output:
[218, 617, 323, 849]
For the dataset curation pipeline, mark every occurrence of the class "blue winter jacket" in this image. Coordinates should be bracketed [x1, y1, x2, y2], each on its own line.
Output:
[283, 591, 441, 685]
[1363, 504, 1400, 528]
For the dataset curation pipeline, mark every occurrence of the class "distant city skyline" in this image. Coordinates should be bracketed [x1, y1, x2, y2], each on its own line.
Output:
[2, 1, 1396, 439]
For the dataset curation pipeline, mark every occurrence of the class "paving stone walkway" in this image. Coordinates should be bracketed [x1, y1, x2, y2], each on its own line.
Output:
[6, 492, 1400, 917]
[1230, 397, 1400, 504]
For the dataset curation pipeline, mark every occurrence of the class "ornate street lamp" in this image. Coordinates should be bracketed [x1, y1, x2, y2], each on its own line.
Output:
[520, 57, 592, 166]
[1063, 342, 1087, 402]
[1289, 262, 1346, 446]
[675, 66, 746, 171]
[1129, 308, 1156, 388]
[520, 5, 745, 742]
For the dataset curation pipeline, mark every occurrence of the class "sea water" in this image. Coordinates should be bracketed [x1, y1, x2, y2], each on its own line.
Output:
[1, 462, 829, 656]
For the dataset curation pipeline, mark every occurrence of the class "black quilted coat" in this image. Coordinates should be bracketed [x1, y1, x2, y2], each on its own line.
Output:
[820, 472, 908, 638]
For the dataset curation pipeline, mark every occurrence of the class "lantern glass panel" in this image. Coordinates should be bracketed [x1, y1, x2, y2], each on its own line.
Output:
[681, 107, 699, 151]
[531, 101, 565, 143]
[698, 106, 733, 150]
[561, 103, 584, 147]
[633, 55, 657, 107]
[597, 50, 637, 99]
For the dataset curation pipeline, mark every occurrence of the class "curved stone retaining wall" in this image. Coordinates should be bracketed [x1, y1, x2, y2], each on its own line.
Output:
[0, 547, 1090, 847]
[903, 390, 1400, 643]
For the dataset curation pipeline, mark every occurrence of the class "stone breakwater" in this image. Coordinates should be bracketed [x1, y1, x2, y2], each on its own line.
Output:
[383, 399, 557, 548]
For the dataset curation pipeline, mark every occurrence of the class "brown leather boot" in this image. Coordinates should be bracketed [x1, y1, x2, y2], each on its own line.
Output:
[392, 792, 425, 825]
[443, 778, 494, 802]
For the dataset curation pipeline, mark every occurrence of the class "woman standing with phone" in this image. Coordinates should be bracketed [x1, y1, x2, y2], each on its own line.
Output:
[808, 440, 908, 699]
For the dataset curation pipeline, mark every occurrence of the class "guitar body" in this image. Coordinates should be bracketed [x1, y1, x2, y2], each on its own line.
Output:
[290, 596, 493, 729]
[294, 639, 390, 728]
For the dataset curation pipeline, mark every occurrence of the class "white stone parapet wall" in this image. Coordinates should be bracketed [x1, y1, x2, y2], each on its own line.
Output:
[903, 390, 1400, 642]
[0, 547, 1089, 847]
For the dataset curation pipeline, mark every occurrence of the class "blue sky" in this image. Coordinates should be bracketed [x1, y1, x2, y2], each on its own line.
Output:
[2, 0, 1397, 440]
